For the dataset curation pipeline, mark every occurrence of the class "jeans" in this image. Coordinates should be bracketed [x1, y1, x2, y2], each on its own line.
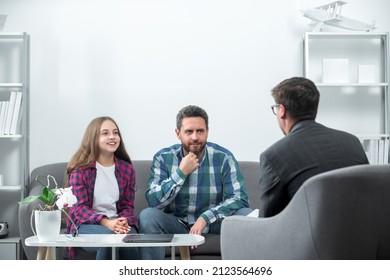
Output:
[139, 207, 252, 260]
[78, 224, 140, 260]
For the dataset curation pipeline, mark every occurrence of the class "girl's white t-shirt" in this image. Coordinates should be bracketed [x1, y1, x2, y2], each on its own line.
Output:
[92, 162, 119, 219]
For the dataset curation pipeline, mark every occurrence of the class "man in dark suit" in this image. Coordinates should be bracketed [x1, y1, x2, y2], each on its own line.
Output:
[259, 77, 369, 217]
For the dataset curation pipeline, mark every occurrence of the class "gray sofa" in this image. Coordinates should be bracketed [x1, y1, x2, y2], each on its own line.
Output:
[19, 160, 261, 260]
[221, 164, 390, 260]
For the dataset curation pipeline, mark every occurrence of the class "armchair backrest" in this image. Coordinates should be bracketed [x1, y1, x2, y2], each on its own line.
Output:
[221, 164, 390, 259]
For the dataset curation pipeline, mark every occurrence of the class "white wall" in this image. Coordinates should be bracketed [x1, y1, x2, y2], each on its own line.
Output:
[1, 0, 390, 171]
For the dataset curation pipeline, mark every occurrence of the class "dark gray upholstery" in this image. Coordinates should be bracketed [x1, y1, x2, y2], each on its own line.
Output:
[221, 164, 390, 260]
[19, 160, 261, 260]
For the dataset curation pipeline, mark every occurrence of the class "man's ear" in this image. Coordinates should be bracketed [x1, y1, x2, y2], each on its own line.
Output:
[175, 128, 180, 139]
[279, 104, 287, 119]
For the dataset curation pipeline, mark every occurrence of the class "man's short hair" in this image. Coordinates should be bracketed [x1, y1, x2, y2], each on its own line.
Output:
[271, 77, 320, 120]
[176, 105, 209, 129]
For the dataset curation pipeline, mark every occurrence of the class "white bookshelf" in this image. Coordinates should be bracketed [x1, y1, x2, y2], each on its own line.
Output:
[303, 32, 389, 164]
[0, 32, 29, 259]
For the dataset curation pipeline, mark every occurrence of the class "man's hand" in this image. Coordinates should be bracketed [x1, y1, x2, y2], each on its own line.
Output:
[179, 152, 199, 175]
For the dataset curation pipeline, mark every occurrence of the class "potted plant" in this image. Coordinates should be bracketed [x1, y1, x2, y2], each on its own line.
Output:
[18, 175, 77, 241]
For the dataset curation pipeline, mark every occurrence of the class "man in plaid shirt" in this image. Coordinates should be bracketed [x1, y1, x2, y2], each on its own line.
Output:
[139, 105, 251, 259]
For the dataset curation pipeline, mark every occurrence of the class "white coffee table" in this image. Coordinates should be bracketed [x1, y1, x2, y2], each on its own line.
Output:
[25, 233, 204, 260]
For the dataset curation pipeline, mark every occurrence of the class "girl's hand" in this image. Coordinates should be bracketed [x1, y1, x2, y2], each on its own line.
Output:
[114, 217, 131, 234]
[100, 217, 131, 234]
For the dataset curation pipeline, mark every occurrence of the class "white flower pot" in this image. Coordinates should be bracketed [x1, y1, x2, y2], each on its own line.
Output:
[34, 210, 61, 241]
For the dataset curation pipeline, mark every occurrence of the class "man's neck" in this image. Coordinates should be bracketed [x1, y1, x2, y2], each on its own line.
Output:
[283, 119, 297, 135]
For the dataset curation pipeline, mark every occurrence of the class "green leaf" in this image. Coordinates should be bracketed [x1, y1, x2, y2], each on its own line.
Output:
[18, 175, 59, 208]
[41, 187, 56, 205]
[18, 195, 41, 205]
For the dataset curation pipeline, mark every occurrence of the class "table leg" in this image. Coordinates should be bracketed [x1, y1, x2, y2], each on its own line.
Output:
[179, 246, 190, 260]
[37, 247, 47, 260]
[112, 247, 117, 260]
[45, 247, 55, 260]
[171, 246, 175, 260]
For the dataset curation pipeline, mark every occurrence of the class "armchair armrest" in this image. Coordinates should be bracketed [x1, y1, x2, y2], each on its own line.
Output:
[220, 198, 317, 260]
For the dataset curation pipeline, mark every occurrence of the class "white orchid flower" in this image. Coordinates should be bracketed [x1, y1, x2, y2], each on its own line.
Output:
[55, 186, 77, 209]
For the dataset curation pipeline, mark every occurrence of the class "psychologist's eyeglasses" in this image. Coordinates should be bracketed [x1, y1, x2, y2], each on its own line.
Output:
[271, 104, 281, 115]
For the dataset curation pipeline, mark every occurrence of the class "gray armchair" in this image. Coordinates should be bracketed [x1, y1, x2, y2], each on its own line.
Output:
[221, 164, 390, 260]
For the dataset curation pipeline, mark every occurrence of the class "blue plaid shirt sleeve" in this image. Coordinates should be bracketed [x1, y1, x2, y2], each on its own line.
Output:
[145, 154, 187, 209]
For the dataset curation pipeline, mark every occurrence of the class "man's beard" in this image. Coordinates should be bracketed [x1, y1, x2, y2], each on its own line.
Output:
[182, 142, 205, 157]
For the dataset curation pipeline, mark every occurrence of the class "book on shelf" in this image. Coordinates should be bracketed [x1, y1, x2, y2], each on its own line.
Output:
[0, 101, 7, 135]
[360, 137, 389, 165]
[378, 139, 385, 165]
[370, 139, 378, 164]
[0, 101, 9, 135]
[9, 91, 22, 135]
[3, 91, 17, 135]
[384, 138, 389, 164]
[1, 91, 23, 135]
[0, 102, 4, 132]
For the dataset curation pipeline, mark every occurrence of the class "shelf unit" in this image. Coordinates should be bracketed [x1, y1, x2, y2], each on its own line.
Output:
[0, 32, 29, 259]
[303, 32, 389, 164]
